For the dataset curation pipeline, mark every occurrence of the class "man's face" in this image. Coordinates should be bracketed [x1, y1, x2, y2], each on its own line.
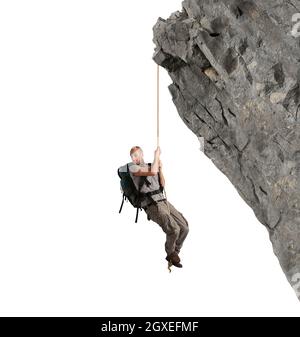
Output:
[131, 149, 143, 165]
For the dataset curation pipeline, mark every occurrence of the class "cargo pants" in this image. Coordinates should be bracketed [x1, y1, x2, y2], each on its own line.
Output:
[143, 199, 189, 256]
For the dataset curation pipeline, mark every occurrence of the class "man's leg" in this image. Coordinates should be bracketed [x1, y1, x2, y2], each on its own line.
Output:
[144, 201, 181, 257]
[166, 200, 189, 255]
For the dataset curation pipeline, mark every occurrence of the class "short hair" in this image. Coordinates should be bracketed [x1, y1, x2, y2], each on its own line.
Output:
[130, 146, 142, 156]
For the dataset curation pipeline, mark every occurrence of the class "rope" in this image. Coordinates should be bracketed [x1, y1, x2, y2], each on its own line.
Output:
[157, 64, 172, 273]
[157, 64, 160, 147]
[156, 64, 170, 215]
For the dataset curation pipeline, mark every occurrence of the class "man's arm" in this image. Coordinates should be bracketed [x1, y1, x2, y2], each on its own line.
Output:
[132, 164, 157, 177]
[158, 167, 165, 187]
[132, 147, 160, 177]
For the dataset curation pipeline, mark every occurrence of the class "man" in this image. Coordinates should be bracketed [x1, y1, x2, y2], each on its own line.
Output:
[128, 145, 189, 268]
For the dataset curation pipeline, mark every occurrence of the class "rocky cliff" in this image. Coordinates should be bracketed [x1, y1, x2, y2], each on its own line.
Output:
[152, 0, 300, 301]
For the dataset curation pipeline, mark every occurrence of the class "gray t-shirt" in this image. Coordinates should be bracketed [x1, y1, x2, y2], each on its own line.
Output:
[128, 162, 165, 207]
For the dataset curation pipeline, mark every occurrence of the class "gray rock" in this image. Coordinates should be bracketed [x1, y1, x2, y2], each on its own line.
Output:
[152, 0, 300, 301]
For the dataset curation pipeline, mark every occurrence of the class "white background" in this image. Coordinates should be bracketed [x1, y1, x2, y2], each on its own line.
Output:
[0, 0, 299, 316]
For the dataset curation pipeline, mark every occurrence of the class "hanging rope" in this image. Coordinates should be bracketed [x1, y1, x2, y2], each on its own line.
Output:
[157, 64, 160, 148]
[157, 64, 172, 273]
[156, 64, 170, 215]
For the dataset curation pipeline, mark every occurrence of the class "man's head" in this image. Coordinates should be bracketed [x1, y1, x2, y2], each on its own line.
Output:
[130, 146, 144, 165]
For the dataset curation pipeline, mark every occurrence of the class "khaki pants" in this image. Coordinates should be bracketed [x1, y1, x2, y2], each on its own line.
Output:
[144, 199, 189, 256]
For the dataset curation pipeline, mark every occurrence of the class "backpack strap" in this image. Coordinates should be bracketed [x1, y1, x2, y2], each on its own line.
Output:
[143, 163, 152, 187]
[135, 172, 149, 223]
[146, 186, 164, 197]
[135, 207, 142, 223]
[119, 192, 126, 214]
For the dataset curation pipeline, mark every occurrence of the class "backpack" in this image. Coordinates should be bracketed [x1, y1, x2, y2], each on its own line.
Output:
[117, 162, 164, 223]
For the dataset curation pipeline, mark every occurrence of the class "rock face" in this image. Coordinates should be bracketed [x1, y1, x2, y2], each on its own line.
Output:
[152, 0, 300, 301]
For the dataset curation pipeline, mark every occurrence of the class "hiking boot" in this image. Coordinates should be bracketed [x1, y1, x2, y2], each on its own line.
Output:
[166, 251, 181, 265]
[172, 261, 183, 268]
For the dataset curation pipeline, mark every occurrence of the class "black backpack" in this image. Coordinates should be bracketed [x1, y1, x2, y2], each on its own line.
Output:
[117, 162, 164, 223]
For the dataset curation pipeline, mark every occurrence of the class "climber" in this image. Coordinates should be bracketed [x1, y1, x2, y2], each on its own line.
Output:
[128, 145, 189, 268]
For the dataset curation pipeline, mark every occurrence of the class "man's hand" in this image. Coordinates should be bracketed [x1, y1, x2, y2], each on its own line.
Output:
[154, 146, 161, 158]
